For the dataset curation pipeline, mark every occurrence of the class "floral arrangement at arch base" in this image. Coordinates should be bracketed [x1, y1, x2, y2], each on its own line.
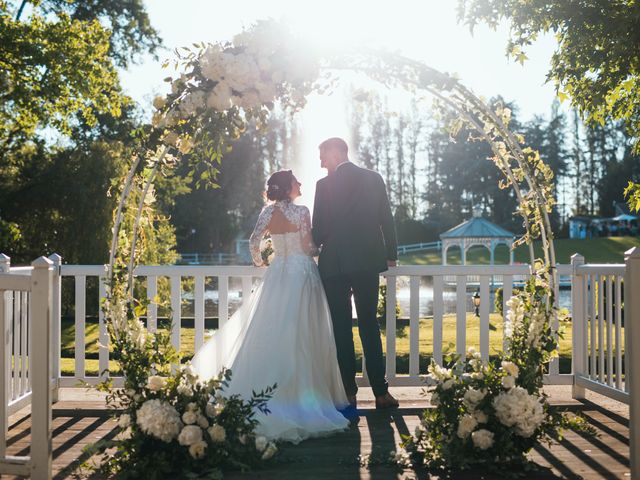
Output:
[400, 264, 593, 475]
[86, 317, 279, 479]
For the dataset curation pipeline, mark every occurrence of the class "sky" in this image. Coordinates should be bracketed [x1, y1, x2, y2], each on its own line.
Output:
[120, 0, 562, 206]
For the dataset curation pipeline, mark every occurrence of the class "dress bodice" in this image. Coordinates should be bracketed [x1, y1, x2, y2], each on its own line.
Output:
[249, 201, 318, 266]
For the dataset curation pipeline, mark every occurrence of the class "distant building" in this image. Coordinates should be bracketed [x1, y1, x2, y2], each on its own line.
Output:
[439, 211, 516, 265]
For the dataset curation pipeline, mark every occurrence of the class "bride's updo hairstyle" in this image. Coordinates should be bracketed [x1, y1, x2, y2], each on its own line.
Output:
[266, 169, 294, 202]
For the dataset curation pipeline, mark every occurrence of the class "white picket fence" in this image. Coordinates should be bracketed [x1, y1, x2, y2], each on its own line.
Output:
[2, 249, 640, 479]
[0, 255, 55, 480]
[56, 263, 573, 387]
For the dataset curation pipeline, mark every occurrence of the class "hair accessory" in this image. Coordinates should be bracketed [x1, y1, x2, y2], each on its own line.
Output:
[271, 185, 279, 190]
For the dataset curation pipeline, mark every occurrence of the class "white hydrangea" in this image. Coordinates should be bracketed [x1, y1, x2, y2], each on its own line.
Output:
[178, 425, 203, 446]
[471, 429, 494, 450]
[136, 399, 183, 442]
[456, 414, 478, 439]
[208, 424, 226, 443]
[189, 440, 207, 459]
[462, 388, 486, 410]
[493, 387, 545, 438]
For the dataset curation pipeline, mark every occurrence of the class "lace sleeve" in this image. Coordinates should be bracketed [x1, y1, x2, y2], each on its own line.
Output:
[299, 206, 319, 257]
[249, 205, 273, 266]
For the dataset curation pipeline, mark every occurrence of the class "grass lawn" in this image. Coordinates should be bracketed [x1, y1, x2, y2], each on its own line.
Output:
[400, 236, 640, 265]
[61, 313, 585, 377]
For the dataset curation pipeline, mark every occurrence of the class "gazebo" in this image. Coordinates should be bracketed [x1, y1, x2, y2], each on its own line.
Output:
[440, 210, 516, 265]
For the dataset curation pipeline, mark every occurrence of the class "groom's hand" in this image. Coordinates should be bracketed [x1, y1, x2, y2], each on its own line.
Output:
[387, 260, 397, 268]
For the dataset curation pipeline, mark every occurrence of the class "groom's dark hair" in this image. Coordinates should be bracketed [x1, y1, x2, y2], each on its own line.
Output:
[319, 137, 348, 157]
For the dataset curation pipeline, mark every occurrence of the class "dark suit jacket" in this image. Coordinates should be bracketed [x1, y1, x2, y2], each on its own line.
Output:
[312, 162, 397, 278]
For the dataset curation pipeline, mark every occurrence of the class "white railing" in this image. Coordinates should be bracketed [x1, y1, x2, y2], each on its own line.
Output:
[58, 264, 265, 387]
[570, 254, 628, 403]
[379, 264, 572, 386]
[570, 248, 640, 478]
[4, 249, 640, 478]
[0, 255, 54, 480]
[396, 241, 442, 255]
[57, 262, 574, 387]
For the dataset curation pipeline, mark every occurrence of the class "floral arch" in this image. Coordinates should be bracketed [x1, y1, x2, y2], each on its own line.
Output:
[98, 19, 572, 477]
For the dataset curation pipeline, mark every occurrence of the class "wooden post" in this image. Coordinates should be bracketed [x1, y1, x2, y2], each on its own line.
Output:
[29, 257, 53, 480]
[0, 254, 9, 461]
[625, 247, 640, 480]
[571, 253, 586, 400]
[48, 254, 61, 403]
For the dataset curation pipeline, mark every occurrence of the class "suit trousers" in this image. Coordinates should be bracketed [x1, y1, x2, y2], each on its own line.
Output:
[321, 271, 389, 397]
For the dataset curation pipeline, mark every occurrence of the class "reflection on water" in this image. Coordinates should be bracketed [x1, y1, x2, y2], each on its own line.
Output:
[181, 277, 572, 318]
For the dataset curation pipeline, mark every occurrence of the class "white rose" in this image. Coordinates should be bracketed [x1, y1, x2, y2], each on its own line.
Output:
[205, 403, 217, 418]
[208, 424, 226, 443]
[146, 375, 166, 392]
[430, 392, 440, 406]
[163, 132, 179, 147]
[182, 410, 197, 425]
[471, 429, 494, 450]
[178, 137, 194, 155]
[177, 381, 192, 396]
[236, 89, 260, 110]
[501, 361, 519, 378]
[118, 414, 131, 429]
[153, 95, 167, 110]
[474, 410, 488, 424]
[456, 414, 478, 439]
[178, 425, 203, 446]
[207, 81, 232, 111]
[255, 435, 268, 452]
[197, 414, 209, 429]
[463, 388, 486, 409]
[502, 375, 516, 390]
[442, 379, 455, 390]
[261, 442, 278, 460]
[238, 433, 248, 445]
[189, 440, 207, 459]
[151, 111, 163, 128]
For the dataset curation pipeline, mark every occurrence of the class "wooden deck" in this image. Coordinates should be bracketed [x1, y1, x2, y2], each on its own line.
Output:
[2, 386, 630, 479]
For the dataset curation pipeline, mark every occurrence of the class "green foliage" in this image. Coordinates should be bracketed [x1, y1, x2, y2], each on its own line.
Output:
[625, 181, 640, 213]
[457, 0, 640, 216]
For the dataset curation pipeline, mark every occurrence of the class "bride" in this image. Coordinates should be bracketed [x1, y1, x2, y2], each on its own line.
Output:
[191, 169, 350, 443]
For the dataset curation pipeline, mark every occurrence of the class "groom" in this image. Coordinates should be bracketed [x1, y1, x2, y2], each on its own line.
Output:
[312, 137, 399, 410]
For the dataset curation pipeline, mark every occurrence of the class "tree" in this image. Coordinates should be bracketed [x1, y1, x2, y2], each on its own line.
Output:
[0, 0, 161, 157]
[457, 0, 640, 211]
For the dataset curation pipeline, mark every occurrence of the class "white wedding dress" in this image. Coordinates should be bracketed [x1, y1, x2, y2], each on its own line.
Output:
[191, 200, 349, 443]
